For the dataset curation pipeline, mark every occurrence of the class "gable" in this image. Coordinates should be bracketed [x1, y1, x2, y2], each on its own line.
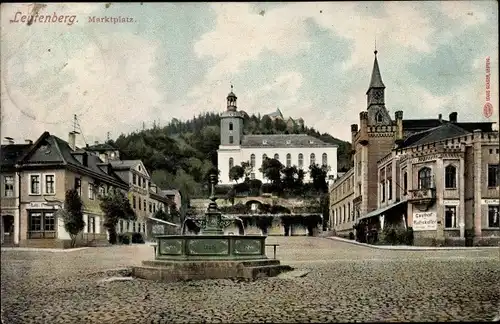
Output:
[134, 161, 150, 178]
[22, 136, 65, 165]
[367, 106, 392, 126]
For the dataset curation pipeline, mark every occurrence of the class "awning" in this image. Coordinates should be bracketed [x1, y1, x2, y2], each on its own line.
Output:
[357, 200, 407, 222]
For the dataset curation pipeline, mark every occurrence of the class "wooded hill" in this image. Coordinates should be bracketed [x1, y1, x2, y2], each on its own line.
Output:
[109, 112, 352, 203]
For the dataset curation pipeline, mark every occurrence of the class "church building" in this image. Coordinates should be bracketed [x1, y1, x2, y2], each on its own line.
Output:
[217, 88, 338, 185]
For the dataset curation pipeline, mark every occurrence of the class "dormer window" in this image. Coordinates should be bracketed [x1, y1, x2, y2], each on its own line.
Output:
[286, 140, 291, 145]
[309, 140, 314, 144]
[376, 112, 383, 123]
[262, 140, 268, 145]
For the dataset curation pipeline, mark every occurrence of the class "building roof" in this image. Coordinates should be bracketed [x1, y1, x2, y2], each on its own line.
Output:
[0, 144, 31, 168]
[367, 51, 385, 91]
[16, 132, 128, 188]
[162, 189, 180, 196]
[109, 159, 142, 170]
[86, 143, 118, 152]
[403, 119, 445, 131]
[399, 123, 471, 148]
[266, 108, 283, 118]
[241, 134, 337, 148]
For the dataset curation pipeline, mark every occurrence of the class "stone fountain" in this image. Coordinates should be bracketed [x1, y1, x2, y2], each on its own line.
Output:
[132, 174, 293, 282]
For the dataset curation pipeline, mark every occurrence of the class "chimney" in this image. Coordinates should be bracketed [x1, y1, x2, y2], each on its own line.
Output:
[438, 114, 442, 122]
[395, 111, 403, 141]
[449, 112, 458, 123]
[351, 124, 358, 147]
[24, 139, 33, 145]
[82, 152, 88, 167]
[68, 132, 76, 150]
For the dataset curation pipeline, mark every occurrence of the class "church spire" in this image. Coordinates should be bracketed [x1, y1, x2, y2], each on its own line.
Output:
[227, 84, 237, 111]
[366, 50, 385, 94]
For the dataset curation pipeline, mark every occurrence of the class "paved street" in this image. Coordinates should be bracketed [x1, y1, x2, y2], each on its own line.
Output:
[1, 237, 499, 323]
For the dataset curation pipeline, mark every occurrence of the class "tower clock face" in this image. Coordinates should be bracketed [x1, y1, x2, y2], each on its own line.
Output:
[373, 90, 383, 101]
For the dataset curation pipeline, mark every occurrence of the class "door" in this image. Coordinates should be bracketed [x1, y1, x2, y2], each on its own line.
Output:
[1, 215, 14, 246]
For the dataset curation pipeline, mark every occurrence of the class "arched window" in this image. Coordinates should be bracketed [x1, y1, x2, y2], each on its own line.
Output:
[229, 122, 233, 131]
[322, 153, 328, 166]
[403, 172, 408, 193]
[274, 153, 279, 161]
[286, 153, 291, 167]
[298, 153, 303, 168]
[310, 153, 316, 166]
[262, 154, 267, 162]
[445, 165, 457, 188]
[250, 154, 256, 168]
[418, 167, 432, 189]
[229, 157, 234, 170]
[376, 112, 383, 123]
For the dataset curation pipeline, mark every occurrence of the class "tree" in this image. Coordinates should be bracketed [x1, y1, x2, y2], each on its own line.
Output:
[309, 164, 330, 193]
[61, 189, 85, 248]
[260, 115, 273, 133]
[259, 157, 283, 191]
[153, 208, 170, 222]
[240, 161, 252, 180]
[99, 190, 136, 244]
[274, 118, 287, 132]
[229, 165, 245, 183]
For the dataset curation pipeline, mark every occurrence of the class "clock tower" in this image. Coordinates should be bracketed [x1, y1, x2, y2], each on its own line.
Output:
[366, 50, 391, 125]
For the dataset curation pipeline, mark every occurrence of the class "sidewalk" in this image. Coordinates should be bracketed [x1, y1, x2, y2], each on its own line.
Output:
[327, 236, 500, 251]
[1, 247, 88, 253]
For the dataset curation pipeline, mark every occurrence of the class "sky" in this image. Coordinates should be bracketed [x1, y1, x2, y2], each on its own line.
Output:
[1, 2, 498, 147]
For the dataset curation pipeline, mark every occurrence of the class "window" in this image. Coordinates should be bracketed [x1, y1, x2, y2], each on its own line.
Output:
[133, 174, 137, 185]
[229, 157, 234, 170]
[286, 153, 291, 167]
[357, 161, 361, 176]
[445, 165, 457, 189]
[274, 153, 279, 161]
[149, 202, 152, 213]
[487, 164, 499, 187]
[418, 167, 432, 189]
[153, 204, 156, 213]
[3, 176, 14, 197]
[133, 195, 136, 209]
[262, 154, 267, 162]
[310, 153, 315, 166]
[380, 181, 385, 202]
[139, 197, 142, 210]
[298, 154, 303, 168]
[286, 140, 291, 145]
[87, 216, 96, 233]
[28, 211, 55, 239]
[250, 154, 256, 168]
[133, 222, 136, 232]
[229, 136, 234, 144]
[45, 175, 55, 194]
[488, 206, 499, 228]
[144, 200, 146, 211]
[322, 153, 327, 166]
[119, 220, 124, 233]
[262, 140, 268, 145]
[88, 184, 95, 200]
[387, 179, 392, 200]
[229, 122, 233, 131]
[376, 112, 383, 123]
[98, 186, 105, 196]
[29, 175, 41, 195]
[403, 172, 408, 193]
[347, 203, 351, 222]
[138, 177, 142, 187]
[444, 206, 457, 228]
[74, 178, 82, 195]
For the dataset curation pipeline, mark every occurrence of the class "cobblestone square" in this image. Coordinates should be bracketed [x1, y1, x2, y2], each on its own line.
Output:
[2, 237, 499, 323]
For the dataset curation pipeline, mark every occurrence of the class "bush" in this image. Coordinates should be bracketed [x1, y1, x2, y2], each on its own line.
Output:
[234, 182, 250, 195]
[131, 232, 145, 244]
[261, 183, 273, 194]
[118, 234, 130, 245]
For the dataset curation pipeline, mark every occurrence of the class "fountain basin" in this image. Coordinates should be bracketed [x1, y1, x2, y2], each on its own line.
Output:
[132, 234, 293, 282]
[153, 234, 268, 261]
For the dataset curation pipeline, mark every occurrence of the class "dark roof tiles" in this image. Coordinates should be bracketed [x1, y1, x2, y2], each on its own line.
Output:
[241, 134, 336, 148]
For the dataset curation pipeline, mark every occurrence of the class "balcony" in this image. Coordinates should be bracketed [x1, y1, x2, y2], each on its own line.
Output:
[353, 195, 362, 204]
[408, 188, 436, 210]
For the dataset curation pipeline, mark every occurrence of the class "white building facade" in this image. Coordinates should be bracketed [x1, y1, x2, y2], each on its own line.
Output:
[217, 89, 338, 185]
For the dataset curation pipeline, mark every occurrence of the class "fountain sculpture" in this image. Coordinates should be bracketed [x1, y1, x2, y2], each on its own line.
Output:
[132, 174, 293, 282]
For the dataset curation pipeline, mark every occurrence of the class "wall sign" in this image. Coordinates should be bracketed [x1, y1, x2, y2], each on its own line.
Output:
[443, 200, 460, 206]
[413, 212, 437, 231]
[27, 202, 60, 209]
[481, 199, 499, 205]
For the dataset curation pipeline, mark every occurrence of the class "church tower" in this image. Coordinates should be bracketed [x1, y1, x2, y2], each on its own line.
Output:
[366, 50, 391, 126]
[220, 86, 244, 146]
